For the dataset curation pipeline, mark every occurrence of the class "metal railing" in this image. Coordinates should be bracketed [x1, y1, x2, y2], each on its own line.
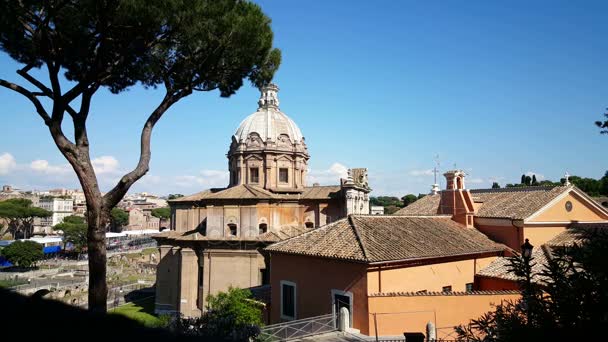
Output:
[259, 313, 336, 341]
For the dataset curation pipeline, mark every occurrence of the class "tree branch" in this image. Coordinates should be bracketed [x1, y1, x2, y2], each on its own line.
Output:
[103, 90, 190, 208]
[0, 79, 51, 125]
[74, 85, 98, 147]
[17, 65, 79, 118]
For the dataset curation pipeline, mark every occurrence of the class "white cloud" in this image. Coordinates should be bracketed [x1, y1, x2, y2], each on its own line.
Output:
[92, 156, 120, 174]
[408, 169, 434, 177]
[29, 159, 71, 175]
[525, 171, 545, 181]
[0, 153, 17, 175]
[175, 170, 229, 189]
[307, 162, 348, 185]
[467, 178, 485, 184]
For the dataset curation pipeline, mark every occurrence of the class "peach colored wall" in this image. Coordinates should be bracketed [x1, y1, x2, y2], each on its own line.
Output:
[269, 254, 370, 334]
[367, 293, 520, 338]
[530, 192, 608, 222]
[523, 225, 567, 246]
[475, 276, 519, 291]
[475, 223, 521, 250]
[367, 257, 497, 294]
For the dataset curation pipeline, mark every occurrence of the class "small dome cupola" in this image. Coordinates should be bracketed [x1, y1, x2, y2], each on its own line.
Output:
[258, 83, 280, 110]
[233, 83, 304, 144]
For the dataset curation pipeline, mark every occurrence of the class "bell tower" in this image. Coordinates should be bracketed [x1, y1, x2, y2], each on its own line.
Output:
[440, 170, 475, 227]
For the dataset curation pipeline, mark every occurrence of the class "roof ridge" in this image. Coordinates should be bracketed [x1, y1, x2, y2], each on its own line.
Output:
[348, 215, 369, 261]
[470, 185, 566, 194]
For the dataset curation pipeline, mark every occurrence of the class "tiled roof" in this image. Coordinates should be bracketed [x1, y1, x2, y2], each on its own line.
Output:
[153, 225, 311, 243]
[477, 223, 608, 282]
[169, 184, 341, 203]
[266, 215, 507, 263]
[169, 184, 278, 202]
[547, 222, 608, 246]
[477, 247, 550, 282]
[299, 185, 341, 200]
[471, 186, 569, 219]
[394, 195, 441, 216]
[394, 186, 572, 220]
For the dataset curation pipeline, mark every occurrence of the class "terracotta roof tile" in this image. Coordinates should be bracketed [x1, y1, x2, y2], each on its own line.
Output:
[477, 224, 608, 282]
[393, 195, 441, 216]
[394, 186, 572, 220]
[169, 184, 341, 202]
[266, 215, 507, 263]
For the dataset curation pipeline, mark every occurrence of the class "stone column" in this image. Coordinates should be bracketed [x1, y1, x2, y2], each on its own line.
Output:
[179, 247, 202, 317]
[154, 245, 176, 314]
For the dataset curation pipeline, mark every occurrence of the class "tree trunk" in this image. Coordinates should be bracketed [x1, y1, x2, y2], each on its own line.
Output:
[86, 204, 110, 313]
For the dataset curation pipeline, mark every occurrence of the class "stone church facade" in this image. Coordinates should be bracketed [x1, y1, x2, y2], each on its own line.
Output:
[153, 84, 370, 316]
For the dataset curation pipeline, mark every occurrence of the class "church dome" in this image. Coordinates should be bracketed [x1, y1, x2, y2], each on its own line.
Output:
[233, 84, 304, 144]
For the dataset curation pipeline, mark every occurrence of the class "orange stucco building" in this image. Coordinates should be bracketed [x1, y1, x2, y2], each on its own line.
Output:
[266, 215, 512, 338]
[266, 171, 608, 338]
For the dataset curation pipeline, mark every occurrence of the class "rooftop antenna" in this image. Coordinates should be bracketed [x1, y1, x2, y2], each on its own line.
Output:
[431, 154, 440, 195]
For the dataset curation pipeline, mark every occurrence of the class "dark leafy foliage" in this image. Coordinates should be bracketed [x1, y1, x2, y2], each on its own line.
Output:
[110, 208, 129, 232]
[151, 207, 171, 220]
[456, 230, 608, 341]
[54, 215, 88, 251]
[0, 198, 51, 239]
[1, 240, 43, 267]
[170, 288, 263, 341]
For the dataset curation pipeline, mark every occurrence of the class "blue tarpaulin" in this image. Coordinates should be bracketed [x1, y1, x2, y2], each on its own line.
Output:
[43, 245, 62, 254]
[0, 256, 13, 267]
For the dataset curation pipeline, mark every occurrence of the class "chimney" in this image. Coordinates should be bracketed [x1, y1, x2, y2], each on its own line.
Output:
[439, 170, 475, 227]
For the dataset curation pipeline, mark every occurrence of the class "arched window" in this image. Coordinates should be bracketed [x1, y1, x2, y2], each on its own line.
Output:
[228, 223, 237, 236]
[456, 177, 463, 189]
[305, 221, 314, 229]
[259, 223, 268, 235]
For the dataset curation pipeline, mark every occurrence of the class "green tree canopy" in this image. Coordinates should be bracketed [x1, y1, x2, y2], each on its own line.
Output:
[151, 207, 171, 220]
[1, 240, 43, 268]
[492, 182, 501, 189]
[168, 194, 184, 200]
[0, 0, 279, 312]
[171, 287, 263, 340]
[110, 208, 129, 232]
[0, 198, 51, 239]
[401, 194, 418, 207]
[54, 215, 87, 252]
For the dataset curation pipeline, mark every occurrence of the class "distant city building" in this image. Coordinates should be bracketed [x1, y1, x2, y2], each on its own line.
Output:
[127, 207, 162, 231]
[38, 197, 74, 227]
[370, 206, 385, 215]
[121, 192, 168, 208]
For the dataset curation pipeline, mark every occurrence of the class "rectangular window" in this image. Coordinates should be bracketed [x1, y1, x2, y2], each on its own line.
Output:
[250, 167, 259, 183]
[466, 283, 474, 292]
[442, 286, 452, 292]
[279, 168, 289, 183]
[281, 281, 296, 320]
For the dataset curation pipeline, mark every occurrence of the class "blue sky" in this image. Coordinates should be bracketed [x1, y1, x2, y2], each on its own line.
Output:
[0, 0, 607, 197]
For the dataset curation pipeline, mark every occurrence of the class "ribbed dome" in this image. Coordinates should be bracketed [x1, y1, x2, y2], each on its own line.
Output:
[233, 84, 304, 143]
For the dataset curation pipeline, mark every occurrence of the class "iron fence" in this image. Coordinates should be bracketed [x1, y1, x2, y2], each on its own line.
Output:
[259, 313, 336, 341]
